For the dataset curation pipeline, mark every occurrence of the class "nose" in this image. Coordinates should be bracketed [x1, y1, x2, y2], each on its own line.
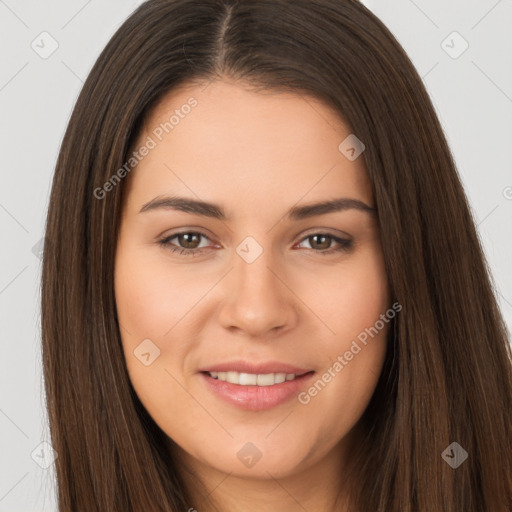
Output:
[217, 248, 299, 338]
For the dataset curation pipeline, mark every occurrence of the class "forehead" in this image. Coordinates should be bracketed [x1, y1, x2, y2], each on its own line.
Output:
[123, 79, 373, 217]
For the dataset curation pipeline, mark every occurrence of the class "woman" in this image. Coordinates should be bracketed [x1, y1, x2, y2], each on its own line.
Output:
[41, 0, 512, 510]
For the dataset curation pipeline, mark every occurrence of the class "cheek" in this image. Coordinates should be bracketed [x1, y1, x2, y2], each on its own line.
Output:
[295, 246, 390, 425]
[307, 244, 390, 345]
[114, 243, 179, 376]
[114, 244, 204, 343]
[114, 245, 202, 424]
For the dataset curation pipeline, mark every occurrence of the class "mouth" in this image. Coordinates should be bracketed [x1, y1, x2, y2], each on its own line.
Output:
[199, 364, 315, 410]
[205, 370, 310, 386]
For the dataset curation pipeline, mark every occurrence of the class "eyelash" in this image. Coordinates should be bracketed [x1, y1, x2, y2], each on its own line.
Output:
[157, 231, 353, 257]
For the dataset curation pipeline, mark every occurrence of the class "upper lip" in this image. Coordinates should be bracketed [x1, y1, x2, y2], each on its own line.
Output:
[199, 360, 313, 375]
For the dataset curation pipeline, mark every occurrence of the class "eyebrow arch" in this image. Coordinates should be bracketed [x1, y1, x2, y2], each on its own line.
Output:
[139, 195, 376, 220]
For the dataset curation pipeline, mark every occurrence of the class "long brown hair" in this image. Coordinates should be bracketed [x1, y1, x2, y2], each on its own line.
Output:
[41, 0, 512, 510]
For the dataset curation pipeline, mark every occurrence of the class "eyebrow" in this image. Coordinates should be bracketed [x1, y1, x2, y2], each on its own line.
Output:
[139, 195, 376, 220]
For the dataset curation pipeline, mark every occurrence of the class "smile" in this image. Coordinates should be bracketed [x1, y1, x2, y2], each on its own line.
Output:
[200, 369, 315, 411]
[208, 371, 302, 386]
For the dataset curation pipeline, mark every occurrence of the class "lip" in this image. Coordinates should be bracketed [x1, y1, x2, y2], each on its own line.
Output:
[198, 360, 312, 375]
[198, 360, 315, 411]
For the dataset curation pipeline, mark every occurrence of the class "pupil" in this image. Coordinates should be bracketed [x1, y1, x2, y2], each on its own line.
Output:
[181, 233, 199, 249]
[176, 233, 333, 251]
[312, 234, 330, 250]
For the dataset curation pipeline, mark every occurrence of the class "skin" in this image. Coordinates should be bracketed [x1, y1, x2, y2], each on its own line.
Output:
[114, 77, 390, 512]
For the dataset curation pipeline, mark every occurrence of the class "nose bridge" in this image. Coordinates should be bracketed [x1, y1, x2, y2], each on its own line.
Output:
[236, 248, 278, 296]
[233, 232, 279, 289]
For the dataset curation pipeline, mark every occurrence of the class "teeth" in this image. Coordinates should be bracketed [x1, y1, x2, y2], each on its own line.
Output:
[240, 373, 257, 385]
[208, 371, 296, 386]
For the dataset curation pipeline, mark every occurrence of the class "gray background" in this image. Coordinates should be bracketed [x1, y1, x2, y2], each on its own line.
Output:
[0, 0, 511, 510]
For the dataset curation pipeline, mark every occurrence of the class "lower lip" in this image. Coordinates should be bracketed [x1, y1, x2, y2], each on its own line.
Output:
[200, 372, 315, 411]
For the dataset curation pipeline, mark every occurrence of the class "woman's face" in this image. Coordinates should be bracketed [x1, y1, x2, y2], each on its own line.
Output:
[115, 78, 390, 481]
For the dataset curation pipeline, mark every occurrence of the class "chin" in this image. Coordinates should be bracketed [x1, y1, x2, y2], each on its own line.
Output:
[198, 438, 314, 480]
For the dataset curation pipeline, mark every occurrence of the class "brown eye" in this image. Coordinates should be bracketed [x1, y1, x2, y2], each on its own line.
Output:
[158, 231, 212, 256]
[175, 232, 202, 249]
[296, 233, 353, 255]
[308, 234, 331, 250]
[158, 231, 352, 257]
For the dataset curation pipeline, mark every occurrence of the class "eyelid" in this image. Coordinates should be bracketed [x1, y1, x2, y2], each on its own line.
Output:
[157, 226, 217, 242]
[158, 227, 354, 258]
[158, 227, 352, 246]
[297, 227, 352, 240]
